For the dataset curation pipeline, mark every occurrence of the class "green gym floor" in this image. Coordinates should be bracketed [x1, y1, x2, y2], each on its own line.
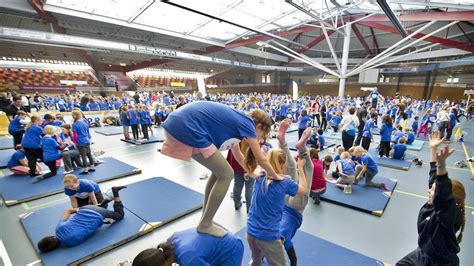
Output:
[0, 121, 473, 266]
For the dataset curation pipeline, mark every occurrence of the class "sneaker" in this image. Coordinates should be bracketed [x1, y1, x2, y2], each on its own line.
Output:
[63, 170, 74, 175]
[235, 202, 242, 211]
[343, 185, 352, 194]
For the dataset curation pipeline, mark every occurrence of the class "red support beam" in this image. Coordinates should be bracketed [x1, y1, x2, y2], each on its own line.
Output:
[357, 21, 474, 53]
[351, 24, 374, 56]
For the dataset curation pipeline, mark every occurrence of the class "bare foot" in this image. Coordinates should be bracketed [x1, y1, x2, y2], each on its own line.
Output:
[277, 119, 292, 143]
[197, 223, 228, 237]
[295, 128, 312, 152]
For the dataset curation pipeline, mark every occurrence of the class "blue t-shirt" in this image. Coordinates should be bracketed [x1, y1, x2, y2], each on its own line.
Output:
[139, 110, 152, 125]
[334, 154, 341, 162]
[298, 115, 311, 129]
[41, 136, 61, 162]
[163, 102, 257, 150]
[317, 135, 325, 147]
[380, 124, 393, 142]
[21, 125, 43, 149]
[393, 131, 404, 144]
[331, 116, 342, 127]
[392, 144, 407, 160]
[128, 110, 139, 125]
[412, 121, 419, 132]
[89, 102, 99, 111]
[72, 120, 91, 145]
[280, 206, 303, 251]
[361, 154, 378, 174]
[7, 150, 26, 168]
[362, 119, 376, 138]
[52, 120, 63, 127]
[55, 208, 103, 247]
[64, 179, 100, 199]
[406, 132, 415, 145]
[171, 228, 244, 266]
[340, 159, 355, 175]
[449, 113, 456, 127]
[247, 176, 298, 241]
[8, 116, 25, 133]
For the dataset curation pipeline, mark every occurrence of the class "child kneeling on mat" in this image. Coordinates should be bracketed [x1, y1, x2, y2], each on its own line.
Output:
[335, 152, 356, 194]
[33, 125, 66, 183]
[63, 174, 105, 208]
[353, 146, 389, 191]
[391, 137, 408, 160]
[37, 186, 126, 252]
[7, 145, 43, 175]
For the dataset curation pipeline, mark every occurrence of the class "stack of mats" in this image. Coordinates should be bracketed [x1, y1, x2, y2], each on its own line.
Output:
[20, 177, 203, 265]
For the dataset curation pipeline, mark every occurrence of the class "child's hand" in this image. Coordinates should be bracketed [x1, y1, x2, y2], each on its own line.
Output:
[429, 131, 443, 148]
[435, 145, 455, 164]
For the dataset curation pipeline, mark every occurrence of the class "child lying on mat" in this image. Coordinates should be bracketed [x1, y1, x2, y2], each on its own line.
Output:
[37, 186, 126, 252]
[7, 145, 43, 175]
[390, 137, 408, 160]
[63, 174, 106, 208]
[133, 228, 244, 266]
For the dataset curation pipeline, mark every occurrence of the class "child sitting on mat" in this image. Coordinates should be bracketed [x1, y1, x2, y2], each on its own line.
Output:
[37, 186, 126, 252]
[335, 152, 356, 194]
[63, 174, 105, 208]
[405, 128, 415, 145]
[307, 128, 319, 148]
[333, 146, 345, 162]
[393, 125, 404, 144]
[391, 137, 408, 160]
[7, 145, 43, 175]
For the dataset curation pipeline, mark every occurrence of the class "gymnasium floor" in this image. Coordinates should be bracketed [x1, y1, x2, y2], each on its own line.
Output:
[0, 121, 473, 266]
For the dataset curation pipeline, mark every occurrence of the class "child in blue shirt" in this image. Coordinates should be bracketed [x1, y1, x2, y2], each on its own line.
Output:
[63, 174, 105, 208]
[353, 146, 389, 190]
[133, 228, 244, 266]
[412, 116, 419, 134]
[297, 109, 312, 140]
[330, 111, 342, 133]
[36, 125, 65, 183]
[361, 113, 377, 151]
[393, 125, 405, 144]
[335, 152, 356, 194]
[317, 128, 326, 150]
[8, 110, 27, 147]
[119, 105, 130, 140]
[379, 115, 393, 157]
[391, 137, 408, 160]
[139, 105, 152, 140]
[405, 128, 415, 145]
[72, 110, 95, 174]
[127, 105, 140, 140]
[21, 115, 44, 177]
[7, 146, 43, 175]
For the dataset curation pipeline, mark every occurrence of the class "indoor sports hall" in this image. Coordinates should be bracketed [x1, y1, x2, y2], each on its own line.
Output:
[0, 0, 473, 265]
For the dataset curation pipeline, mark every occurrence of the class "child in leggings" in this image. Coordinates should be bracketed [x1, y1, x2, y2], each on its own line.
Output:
[127, 105, 140, 140]
[21, 115, 43, 177]
[397, 131, 465, 265]
[71, 110, 95, 175]
[353, 146, 389, 190]
[246, 144, 307, 266]
[161, 101, 282, 237]
[119, 105, 131, 140]
[379, 115, 393, 157]
[276, 121, 314, 266]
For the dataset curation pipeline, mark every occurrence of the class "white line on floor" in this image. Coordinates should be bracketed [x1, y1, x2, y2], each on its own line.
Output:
[26, 259, 41, 266]
[0, 239, 12, 266]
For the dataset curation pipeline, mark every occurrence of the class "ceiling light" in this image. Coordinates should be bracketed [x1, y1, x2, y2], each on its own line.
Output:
[120, 63, 127, 66]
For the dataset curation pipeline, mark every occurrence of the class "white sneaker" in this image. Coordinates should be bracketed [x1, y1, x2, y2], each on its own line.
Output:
[344, 185, 352, 194]
[63, 170, 74, 175]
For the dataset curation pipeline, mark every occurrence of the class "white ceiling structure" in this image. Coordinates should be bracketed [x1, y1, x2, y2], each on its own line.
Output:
[0, 0, 472, 77]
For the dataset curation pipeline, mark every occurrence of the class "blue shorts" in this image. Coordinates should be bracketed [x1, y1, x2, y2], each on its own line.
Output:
[280, 206, 303, 250]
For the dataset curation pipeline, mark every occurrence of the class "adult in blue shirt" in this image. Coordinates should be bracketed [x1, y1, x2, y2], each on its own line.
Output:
[132, 228, 244, 266]
[21, 115, 44, 177]
[368, 88, 383, 108]
[37, 186, 126, 253]
[162, 101, 282, 237]
[353, 146, 388, 190]
[8, 110, 27, 147]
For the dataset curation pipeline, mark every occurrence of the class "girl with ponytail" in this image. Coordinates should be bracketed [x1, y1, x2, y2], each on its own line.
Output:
[161, 101, 281, 237]
[397, 131, 466, 266]
[21, 115, 44, 177]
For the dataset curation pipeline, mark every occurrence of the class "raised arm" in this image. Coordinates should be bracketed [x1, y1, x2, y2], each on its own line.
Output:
[247, 138, 281, 180]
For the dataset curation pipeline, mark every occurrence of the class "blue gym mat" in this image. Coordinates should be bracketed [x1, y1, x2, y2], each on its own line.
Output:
[0, 136, 13, 150]
[0, 157, 141, 206]
[0, 148, 12, 168]
[321, 176, 397, 216]
[20, 177, 203, 266]
[369, 148, 414, 170]
[323, 131, 342, 139]
[95, 126, 124, 136]
[406, 140, 424, 151]
[235, 228, 385, 265]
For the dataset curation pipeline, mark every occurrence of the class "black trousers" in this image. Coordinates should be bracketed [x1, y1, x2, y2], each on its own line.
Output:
[81, 201, 125, 222]
[379, 141, 391, 157]
[131, 125, 139, 140]
[313, 114, 320, 127]
[78, 144, 94, 168]
[76, 190, 105, 207]
[298, 128, 305, 140]
[42, 160, 59, 179]
[342, 130, 355, 151]
[11, 130, 25, 147]
[361, 136, 371, 151]
[354, 121, 365, 146]
[397, 248, 459, 266]
[141, 124, 149, 139]
[23, 147, 42, 176]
